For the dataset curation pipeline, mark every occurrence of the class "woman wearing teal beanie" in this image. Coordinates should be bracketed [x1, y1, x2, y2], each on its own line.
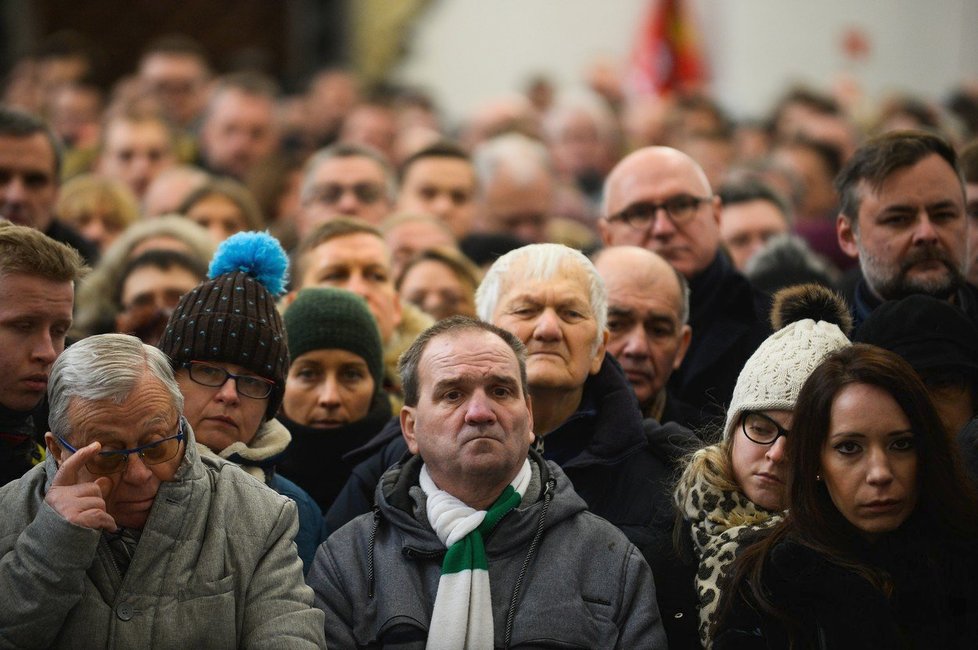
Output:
[278, 287, 393, 511]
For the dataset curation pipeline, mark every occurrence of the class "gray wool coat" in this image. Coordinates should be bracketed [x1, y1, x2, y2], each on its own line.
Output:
[0, 425, 326, 649]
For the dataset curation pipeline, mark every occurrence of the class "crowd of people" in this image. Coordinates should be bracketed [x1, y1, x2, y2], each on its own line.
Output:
[1, 30, 978, 648]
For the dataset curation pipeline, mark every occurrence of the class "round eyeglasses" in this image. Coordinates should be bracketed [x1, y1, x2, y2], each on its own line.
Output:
[185, 361, 275, 399]
[57, 417, 186, 475]
[606, 195, 711, 229]
[741, 411, 790, 445]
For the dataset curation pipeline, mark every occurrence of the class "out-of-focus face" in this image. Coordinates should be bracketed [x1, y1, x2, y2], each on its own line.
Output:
[720, 199, 790, 271]
[965, 182, 978, 286]
[482, 168, 553, 244]
[399, 259, 476, 322]
[821, 383, 918, 541]
[0, 274, 73, 412]
[397, 157, 477, 239]
[47, 373, 184, 529]
[116, 264, 201, 344]
[63, 206, 126, 253]
[98, 119, 175, 198]
[200, 89, 277, 179]
[730, 409, 793, 511]
[339, 105, 397, 162]
[119, 264, 201, 318]
[384, 218, 456, 279]
[139, 53, 209, 128]
[283, 349, 375, 428]
[549, 110, 612, 181]
[175, 360, 270, 451]
[142, 169, 207, 218]
[401, 329, 534, 504]
[601, 147, 722, 279]
[491, 260, 606, 395]
[772, 144, 837, 218]
[838, 154, 967, 302]
[298, 156, 391, 236]
[0, 133, 58, 232]
[595, 247, 691, 409]
[185, 193, 249, 244]
[297, 233, 401, 343]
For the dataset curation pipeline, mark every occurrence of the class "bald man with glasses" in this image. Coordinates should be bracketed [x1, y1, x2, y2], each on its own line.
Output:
[0, 334, 325, 648]
[600, 146, 769, 422]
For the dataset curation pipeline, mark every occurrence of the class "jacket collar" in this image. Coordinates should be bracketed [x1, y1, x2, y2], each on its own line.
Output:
[546, 355, 648, 470]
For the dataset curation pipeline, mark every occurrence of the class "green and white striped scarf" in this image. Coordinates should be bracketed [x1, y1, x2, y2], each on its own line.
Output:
[420, 459, 532, 650]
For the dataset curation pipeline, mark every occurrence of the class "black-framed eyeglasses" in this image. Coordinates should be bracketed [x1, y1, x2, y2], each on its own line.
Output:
[185, 361, 275, 399]
[57, 417, 186, 475]
[606, 195, 711, 229]
[305, 182, 385, 206]
[741, 411, 790, 445]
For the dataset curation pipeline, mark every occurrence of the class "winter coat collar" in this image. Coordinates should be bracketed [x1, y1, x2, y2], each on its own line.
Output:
[545, 355, 648, 470]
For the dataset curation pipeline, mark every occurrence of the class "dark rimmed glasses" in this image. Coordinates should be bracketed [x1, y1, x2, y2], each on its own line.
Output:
[57, 417, 186, 475]
[185, 361, 275, 399]
[741, 411, 790, 445]
[606, 194, 711, 229]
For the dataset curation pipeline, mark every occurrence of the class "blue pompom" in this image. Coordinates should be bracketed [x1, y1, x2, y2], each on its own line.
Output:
[208, 232, 289, 295]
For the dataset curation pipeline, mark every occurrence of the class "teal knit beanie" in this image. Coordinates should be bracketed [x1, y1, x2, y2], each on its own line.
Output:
[284, 288, 385, 391]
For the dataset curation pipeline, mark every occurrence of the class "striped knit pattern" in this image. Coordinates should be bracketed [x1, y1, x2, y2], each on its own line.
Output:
[421, 460, 531, 649]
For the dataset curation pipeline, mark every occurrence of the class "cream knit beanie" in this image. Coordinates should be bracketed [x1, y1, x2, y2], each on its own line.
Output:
[723, 285, 851, 440]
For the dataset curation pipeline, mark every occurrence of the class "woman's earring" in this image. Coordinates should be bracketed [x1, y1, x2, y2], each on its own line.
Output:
[816, 474, 822, 481]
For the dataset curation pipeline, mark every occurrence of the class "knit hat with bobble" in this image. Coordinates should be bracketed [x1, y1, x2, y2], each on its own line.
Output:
[283, 287, 385, 396]
[158, 231, 290, 419]
[722, 284, 852, 440]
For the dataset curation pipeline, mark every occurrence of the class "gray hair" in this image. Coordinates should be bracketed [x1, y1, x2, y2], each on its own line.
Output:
[300, 142, 397, 205]
[472, 132, 553, 191]
[476, 243, 607, 350]
[48, 334, 184, 439]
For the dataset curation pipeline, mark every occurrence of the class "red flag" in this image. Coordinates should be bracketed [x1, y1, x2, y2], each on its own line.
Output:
[626, 0, 709, 97]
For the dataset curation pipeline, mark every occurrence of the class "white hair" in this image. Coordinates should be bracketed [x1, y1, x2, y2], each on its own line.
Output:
[476, 243, 607, 352]
[48, 334, 183, 438]
[472, 132, 553, 190]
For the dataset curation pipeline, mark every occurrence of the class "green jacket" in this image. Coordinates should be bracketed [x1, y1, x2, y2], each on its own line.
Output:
[0, 425, 326, 649]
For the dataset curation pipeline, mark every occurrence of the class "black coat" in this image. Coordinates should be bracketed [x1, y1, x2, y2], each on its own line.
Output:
[851, 275, 978, 330]
[713, 529, 978, 649]
[669, 253, 769, 423]
[276, 391, 391, 512]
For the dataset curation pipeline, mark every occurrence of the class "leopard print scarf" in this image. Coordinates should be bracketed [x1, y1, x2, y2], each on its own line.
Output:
[675, 450, 782, 647]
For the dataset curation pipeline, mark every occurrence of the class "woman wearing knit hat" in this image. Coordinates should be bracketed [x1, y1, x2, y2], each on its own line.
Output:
[158, 231, 325, 574]
[673, 283, 852, 647]
[277, 287, 393, 512]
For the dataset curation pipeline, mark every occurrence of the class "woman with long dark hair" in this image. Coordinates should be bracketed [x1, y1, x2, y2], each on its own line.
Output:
[673, 284, 851, 646]
[713, 344, 978, 648]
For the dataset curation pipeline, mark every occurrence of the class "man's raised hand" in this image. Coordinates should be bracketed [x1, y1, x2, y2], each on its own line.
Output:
[45, 441, 117, 532]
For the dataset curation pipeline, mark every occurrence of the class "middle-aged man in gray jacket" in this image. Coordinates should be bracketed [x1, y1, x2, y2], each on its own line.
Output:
[308, 316, 666, 648]
[0, 333, 326, 649]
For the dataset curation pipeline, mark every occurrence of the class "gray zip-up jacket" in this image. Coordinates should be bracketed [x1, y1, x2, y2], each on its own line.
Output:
[309, 451, 666, 649]
[0, 425, 326, 649]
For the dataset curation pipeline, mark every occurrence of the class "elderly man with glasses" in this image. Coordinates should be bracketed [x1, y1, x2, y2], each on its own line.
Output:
[599, 146, 770, 422]
[0, 334, 325, 649]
